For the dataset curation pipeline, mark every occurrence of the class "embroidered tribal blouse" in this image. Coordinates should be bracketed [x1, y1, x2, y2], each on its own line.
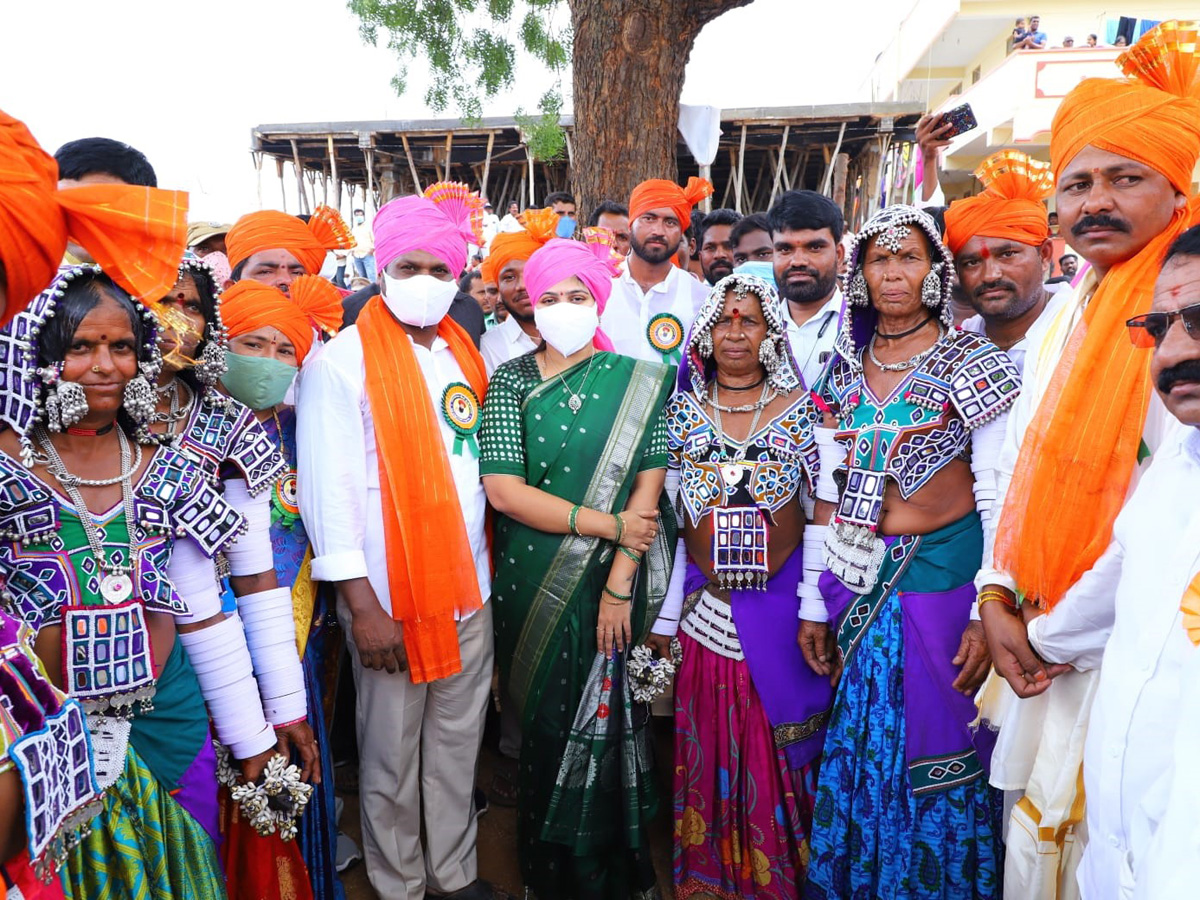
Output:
[165, 392, 287, 495]
[821, 331, 1021, 530]
[0, 446, 246, 634]
[667, 390, 821, 527]
[0, 608, 101, 879]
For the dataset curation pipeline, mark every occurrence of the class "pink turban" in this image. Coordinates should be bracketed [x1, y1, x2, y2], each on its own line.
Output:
[523, 237, 621, 351]
[373, 182, 483, 277]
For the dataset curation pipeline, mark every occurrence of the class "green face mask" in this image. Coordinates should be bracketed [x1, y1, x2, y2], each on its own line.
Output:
[220, 350, 298, 411]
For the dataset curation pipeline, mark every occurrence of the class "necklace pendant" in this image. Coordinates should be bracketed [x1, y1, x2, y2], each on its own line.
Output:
[100, 572, 134, 604]
[568, 393, 583, 412]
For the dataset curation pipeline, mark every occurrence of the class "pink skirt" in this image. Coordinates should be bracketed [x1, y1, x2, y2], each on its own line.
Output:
[673, 631, 817, 900]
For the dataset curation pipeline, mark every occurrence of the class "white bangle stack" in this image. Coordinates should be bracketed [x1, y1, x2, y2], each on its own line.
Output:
[814, 427, 844, 503]
[239, 586, 308, 726]
[797, 523, 830, 623]
[177, 614, 276, 759]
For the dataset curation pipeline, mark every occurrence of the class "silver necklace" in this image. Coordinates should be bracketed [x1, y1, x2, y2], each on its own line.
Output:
[35, 425, 143, 487]
[544, 351, 596, 413]
[152, 379, 195, 433]
[706, 381, 778, 413]
[867, 323, 946, 372]
[709, 382, 771, 465]
[34, 425, 141, 603]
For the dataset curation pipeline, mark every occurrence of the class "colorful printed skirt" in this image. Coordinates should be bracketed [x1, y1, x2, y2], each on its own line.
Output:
[60, 743, 227, 900]
[804, 585, 1002, 899]
[674, 618, 818, 900]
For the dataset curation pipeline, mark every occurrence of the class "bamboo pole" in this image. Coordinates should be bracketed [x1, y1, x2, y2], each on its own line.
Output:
[401, 133, 422, 194]
[770, 125, 790, 206]
[480, 131, 495, 199]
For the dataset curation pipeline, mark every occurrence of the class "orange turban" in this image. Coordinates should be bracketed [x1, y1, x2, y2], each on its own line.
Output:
[628, 176, 714, 231]
[1050, 20, 1200, 194]
[225, 205, 353, 275]
[943, 151, 1053, 255]
[219, 274, 342, 364]
[0, 109, 187, 325]
[479, 207, 558, 284]
[995, 22, 1200, 609]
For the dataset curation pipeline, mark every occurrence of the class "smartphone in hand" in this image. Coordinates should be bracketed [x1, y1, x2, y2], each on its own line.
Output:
[939, 103, 978, 139]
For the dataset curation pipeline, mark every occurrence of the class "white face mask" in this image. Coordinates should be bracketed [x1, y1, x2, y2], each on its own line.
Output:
[381, 273, 458, 327]
[534, 302, 599, 356]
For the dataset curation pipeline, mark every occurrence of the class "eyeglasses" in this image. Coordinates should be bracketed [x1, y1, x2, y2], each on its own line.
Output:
[1126, 303, 1200, 348]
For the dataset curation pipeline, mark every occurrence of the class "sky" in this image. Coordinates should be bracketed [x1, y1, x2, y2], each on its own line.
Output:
[1, 0, 909, 221]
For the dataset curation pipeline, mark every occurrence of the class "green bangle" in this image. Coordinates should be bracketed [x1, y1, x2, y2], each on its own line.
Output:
[613, 513, 625, 545]
[602, 585, 633, 602]
[568, 504, 582, 536]
[619, 546, 642, 564]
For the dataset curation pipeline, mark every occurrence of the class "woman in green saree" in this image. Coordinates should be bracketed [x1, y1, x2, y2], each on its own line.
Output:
[479, 237, 676, 900]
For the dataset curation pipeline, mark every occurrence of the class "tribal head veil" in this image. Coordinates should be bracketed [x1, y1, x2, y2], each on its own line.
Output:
[836, 204, 955, 371]
[678, 271, 803, 396]
[164, 255, 229, 404]
[0, 265, 162, 464]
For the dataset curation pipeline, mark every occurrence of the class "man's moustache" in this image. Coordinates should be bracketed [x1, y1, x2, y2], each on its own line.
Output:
[974, 279, 1018, 299]
[1157, 359, 1200, 394]
[1071, 214, 1131, 237]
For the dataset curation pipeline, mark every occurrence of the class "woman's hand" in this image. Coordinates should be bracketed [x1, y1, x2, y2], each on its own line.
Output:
[798, 619, 838, 678]
[645, 632, 673, 659]
[274, 720, 320, 783]
[616, 510, 659, 552]
[597, 597, 633, 653]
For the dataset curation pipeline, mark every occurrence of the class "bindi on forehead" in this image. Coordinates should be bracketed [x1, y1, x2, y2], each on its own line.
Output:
[980, 246, 991, 260]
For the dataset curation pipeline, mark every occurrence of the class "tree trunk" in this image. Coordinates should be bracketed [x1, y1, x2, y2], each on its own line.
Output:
[569, 0, 752, 218]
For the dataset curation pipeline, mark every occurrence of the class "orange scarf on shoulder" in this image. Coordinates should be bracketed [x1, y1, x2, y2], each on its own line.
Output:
[357, 295, 489, 682]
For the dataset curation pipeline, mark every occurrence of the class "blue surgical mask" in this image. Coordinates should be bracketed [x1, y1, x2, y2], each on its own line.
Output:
[220, 351, 297, 411]
[734, 260, 777, 285]
[555, 216, 576, 239]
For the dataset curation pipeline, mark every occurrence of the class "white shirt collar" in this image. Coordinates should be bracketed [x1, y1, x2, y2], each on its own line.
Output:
[619, 262, 680, 295]
[786, 287, 843, 332]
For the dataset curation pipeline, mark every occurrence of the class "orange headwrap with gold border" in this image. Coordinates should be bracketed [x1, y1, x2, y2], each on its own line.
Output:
[0, 109, 188, 325]
[219, 275, 342, 364]
[225, 205, 353, 275]
[479, 208, 558, 285]
[995, 21, 1200, 608]
[943, 151, 1054, 256]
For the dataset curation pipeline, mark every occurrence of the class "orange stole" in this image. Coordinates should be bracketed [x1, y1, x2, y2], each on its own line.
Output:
[356, 297, 489, 683]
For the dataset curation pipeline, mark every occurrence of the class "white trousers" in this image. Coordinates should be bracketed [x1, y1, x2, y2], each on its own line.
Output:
[340, 600, 493, 900]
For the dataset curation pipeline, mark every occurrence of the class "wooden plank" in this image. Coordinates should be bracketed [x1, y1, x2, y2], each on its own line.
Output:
[480, 131, 495, 199]
[290, 139, 309, 214]
[276, 157, 287, 212]
[327, 136, 341, 212]
[400, 133, 422, 194]
[822, 122, 848, 196]
[443, 131, 453, 181]
[770, 125, 790, 206]
[735, 124, 747, 214]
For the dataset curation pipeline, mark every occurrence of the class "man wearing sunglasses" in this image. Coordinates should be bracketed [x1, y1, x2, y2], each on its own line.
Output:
[973, 22, 1200, 896]
[978, 226, 1200, 899]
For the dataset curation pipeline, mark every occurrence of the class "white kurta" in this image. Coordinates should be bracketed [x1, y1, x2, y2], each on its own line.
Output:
[1028, 427, 1200, 900]
[973, 270, 1180, 899]
[783, 288, 843, 388]
[294, 324, 491, 613]
[479, 313, 538, 375]
[601, 264, 709, 362]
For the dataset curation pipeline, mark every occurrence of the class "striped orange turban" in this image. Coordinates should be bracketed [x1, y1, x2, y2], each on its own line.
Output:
[225, 205, 353, 275]
[0, 109, 188, 325]
[479, 207, 558, 284]
[943, 151, 1053, 255]
[219, 274, 342, 364]
[995, 21, 1200, 609]
[1050, 20, 1200, 194]
[628, 176, 714, 231]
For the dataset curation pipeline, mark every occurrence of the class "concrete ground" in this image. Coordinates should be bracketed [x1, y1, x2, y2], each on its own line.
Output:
[338, 720, 676, 899]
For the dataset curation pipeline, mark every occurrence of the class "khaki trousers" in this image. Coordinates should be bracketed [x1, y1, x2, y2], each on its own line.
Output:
[339, 601, 493, 900]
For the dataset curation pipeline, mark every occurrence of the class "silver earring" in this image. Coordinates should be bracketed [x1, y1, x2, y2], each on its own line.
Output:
[847, 271, 869, 307]
[46, 381, 89, 431]
[194, 339, 227, 389]
[698, 331, 714, 359]
[758, 335, 781, 373]
[123, 375, 156, 423]
[921, 264, 943, 309]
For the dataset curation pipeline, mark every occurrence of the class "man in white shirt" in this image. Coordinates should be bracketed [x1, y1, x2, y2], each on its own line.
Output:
[480, 200, 500, 247]
[350, 207, 375, 278]
[478, 220, 553, 374]
[602, 176, 712, 364]
[974, 27, 1200, 897]
[297, 191, 495, 900]
[989, 227, 1200, 898]
[943, 151, 1068, 373]
[765, 191, 845, 388]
